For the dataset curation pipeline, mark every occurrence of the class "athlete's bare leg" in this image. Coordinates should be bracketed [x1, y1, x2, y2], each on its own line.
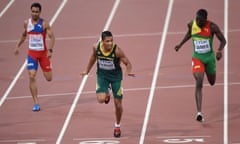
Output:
[193, 72, 204, 113]
[96, 93, 108, 103]
[29, 70, 39, 104]
[43, 71, 52, 81]
[206, 73, 216, 86]
[114, 98, 122, 125]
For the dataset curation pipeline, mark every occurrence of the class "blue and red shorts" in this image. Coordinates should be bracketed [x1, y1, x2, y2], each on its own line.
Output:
[27, 53, 51, 72]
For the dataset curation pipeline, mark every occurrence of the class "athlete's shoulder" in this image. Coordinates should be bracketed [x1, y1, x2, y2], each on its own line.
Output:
[24, 19, 28, 24]
[189, 20, 194, 24]
[23, 19, 28, 28]
[187, 20, 194, 28]
[42, 18, 50, 29]
[93, 42, 99, 50]
[115, 45, 125, 58]
[209, 21, 221, 33]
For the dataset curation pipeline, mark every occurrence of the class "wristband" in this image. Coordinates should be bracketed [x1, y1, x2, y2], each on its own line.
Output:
[48, 49, 53, 53]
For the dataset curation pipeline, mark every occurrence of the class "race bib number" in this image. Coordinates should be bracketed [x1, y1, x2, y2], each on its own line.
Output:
[194, 40, 211, 54]
[98, 59, 115, 70]
[29, 34, 44, 51]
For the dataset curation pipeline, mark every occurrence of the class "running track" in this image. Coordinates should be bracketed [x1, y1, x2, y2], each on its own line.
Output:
[0, 0, 239, 144]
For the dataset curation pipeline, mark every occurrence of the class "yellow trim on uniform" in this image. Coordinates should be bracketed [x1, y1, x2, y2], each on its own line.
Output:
[191, 20, 201, 35]
[117, 81, 123, 96]
[96, 83, 99, 91]
[100, 42, 115, 56]
[192, 37, 209, 40]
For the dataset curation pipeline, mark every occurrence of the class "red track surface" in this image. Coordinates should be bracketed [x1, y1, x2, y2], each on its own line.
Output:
[0, 0, 239, 144]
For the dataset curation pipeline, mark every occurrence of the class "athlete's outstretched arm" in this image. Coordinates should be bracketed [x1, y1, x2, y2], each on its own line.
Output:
[81, 44, 97, 76]
[15, 21, 28, 55]
[175, 22, 192, 52]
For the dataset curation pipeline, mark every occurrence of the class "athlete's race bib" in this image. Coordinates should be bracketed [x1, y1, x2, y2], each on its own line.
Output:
[29, 34, 44, 51]
[193, 39, 211, 54]
[98, 59, 115, 70]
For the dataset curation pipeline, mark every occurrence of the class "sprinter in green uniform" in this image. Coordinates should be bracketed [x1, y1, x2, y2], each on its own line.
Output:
[81, 31, 135, 137]
[175, 9, 226, 122]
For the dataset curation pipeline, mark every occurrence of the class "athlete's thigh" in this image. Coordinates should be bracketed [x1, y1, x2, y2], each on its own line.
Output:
[39, 54, 52, 72]
[27, 55, 38, 71]
[111, 80, 123, 99]
[205, 57, 216, 74]
[192, 58, 205, 73]
[96, 76, 109, 93]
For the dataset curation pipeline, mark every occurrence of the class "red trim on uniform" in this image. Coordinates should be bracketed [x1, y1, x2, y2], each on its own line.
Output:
[192, 58, 205, 73]
[198, 21, 211, 37]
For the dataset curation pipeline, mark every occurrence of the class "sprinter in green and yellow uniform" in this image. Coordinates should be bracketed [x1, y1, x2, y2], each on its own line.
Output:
[175, 9, 226, 122]
[81, 31, 135, 138]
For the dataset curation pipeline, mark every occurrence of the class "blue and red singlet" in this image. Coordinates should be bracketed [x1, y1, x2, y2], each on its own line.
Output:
[27, 18, 51, 72]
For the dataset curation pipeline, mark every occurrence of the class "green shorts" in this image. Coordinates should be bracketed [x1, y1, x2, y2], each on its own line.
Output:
[96, 76, 123, 99]
[204, 56, 216, 74]
[193, 52, 216, 74]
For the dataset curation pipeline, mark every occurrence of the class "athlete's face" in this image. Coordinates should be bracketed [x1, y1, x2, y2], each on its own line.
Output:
[31, 7, 41, 21]
[196, 15, 207, 28]
[102, 36, 113, 51]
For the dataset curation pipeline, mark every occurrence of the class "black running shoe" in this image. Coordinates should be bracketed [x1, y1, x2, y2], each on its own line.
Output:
[196, 114, 204, 122]
[114, 127, 121, 138]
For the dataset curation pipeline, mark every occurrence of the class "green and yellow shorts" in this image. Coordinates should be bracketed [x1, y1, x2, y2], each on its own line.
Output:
[96, 76, 123, 99]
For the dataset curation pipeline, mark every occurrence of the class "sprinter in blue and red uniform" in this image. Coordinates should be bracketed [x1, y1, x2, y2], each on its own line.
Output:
[14, 2, 55, 112]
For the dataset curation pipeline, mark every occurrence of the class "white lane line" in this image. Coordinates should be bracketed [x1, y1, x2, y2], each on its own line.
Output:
[0, 0, 17, 106]
[0, 61, 26, 107]
[0, 138, 45, 143]
[6, 82, 240, 101]
[157, 135, 211, 139]
[55, 0, 121, 144]
[73, 137, 129, 141]
[139, 0, 174, 144]
[0, 0, 15, 18]
[49, 0, 68, 26]
[224, 0, 229, 144]
[0, 0, 67, 107]
[1, 28, 240, 44]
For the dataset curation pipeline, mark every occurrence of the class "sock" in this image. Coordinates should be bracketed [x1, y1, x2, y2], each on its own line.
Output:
[115, 123, 120, 128]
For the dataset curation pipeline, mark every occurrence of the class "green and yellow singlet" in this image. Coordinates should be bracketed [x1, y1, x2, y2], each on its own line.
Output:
[96, 42, 122, 81]
[191, 20, 214, 62]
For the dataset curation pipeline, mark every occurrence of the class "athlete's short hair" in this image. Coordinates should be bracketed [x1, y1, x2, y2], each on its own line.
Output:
[197, 9, 208, 19]
[31, 2, 42, 12]
[101, 31, 113, 40]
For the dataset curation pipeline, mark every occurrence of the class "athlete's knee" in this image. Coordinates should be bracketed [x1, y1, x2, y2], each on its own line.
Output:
[207, 74, 216, 86]
[44, 72, 52, 81]
[115, 104, 123, 114]
[45, 76, 52, 81]
[209, 80, 215, 86]
[196, 80, 203, 89]
[208, 77, 215, 86]
[29, 73, 36, 82]
[96, 93, 106, 104]
[29, 77, 36, 83]
[193, 72, 204, 88]
[114, 99, 122, 110]
[97, 98, 105, 104]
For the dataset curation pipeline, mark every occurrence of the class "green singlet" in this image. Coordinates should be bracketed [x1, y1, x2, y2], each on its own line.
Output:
[96, 42, 123, 99]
